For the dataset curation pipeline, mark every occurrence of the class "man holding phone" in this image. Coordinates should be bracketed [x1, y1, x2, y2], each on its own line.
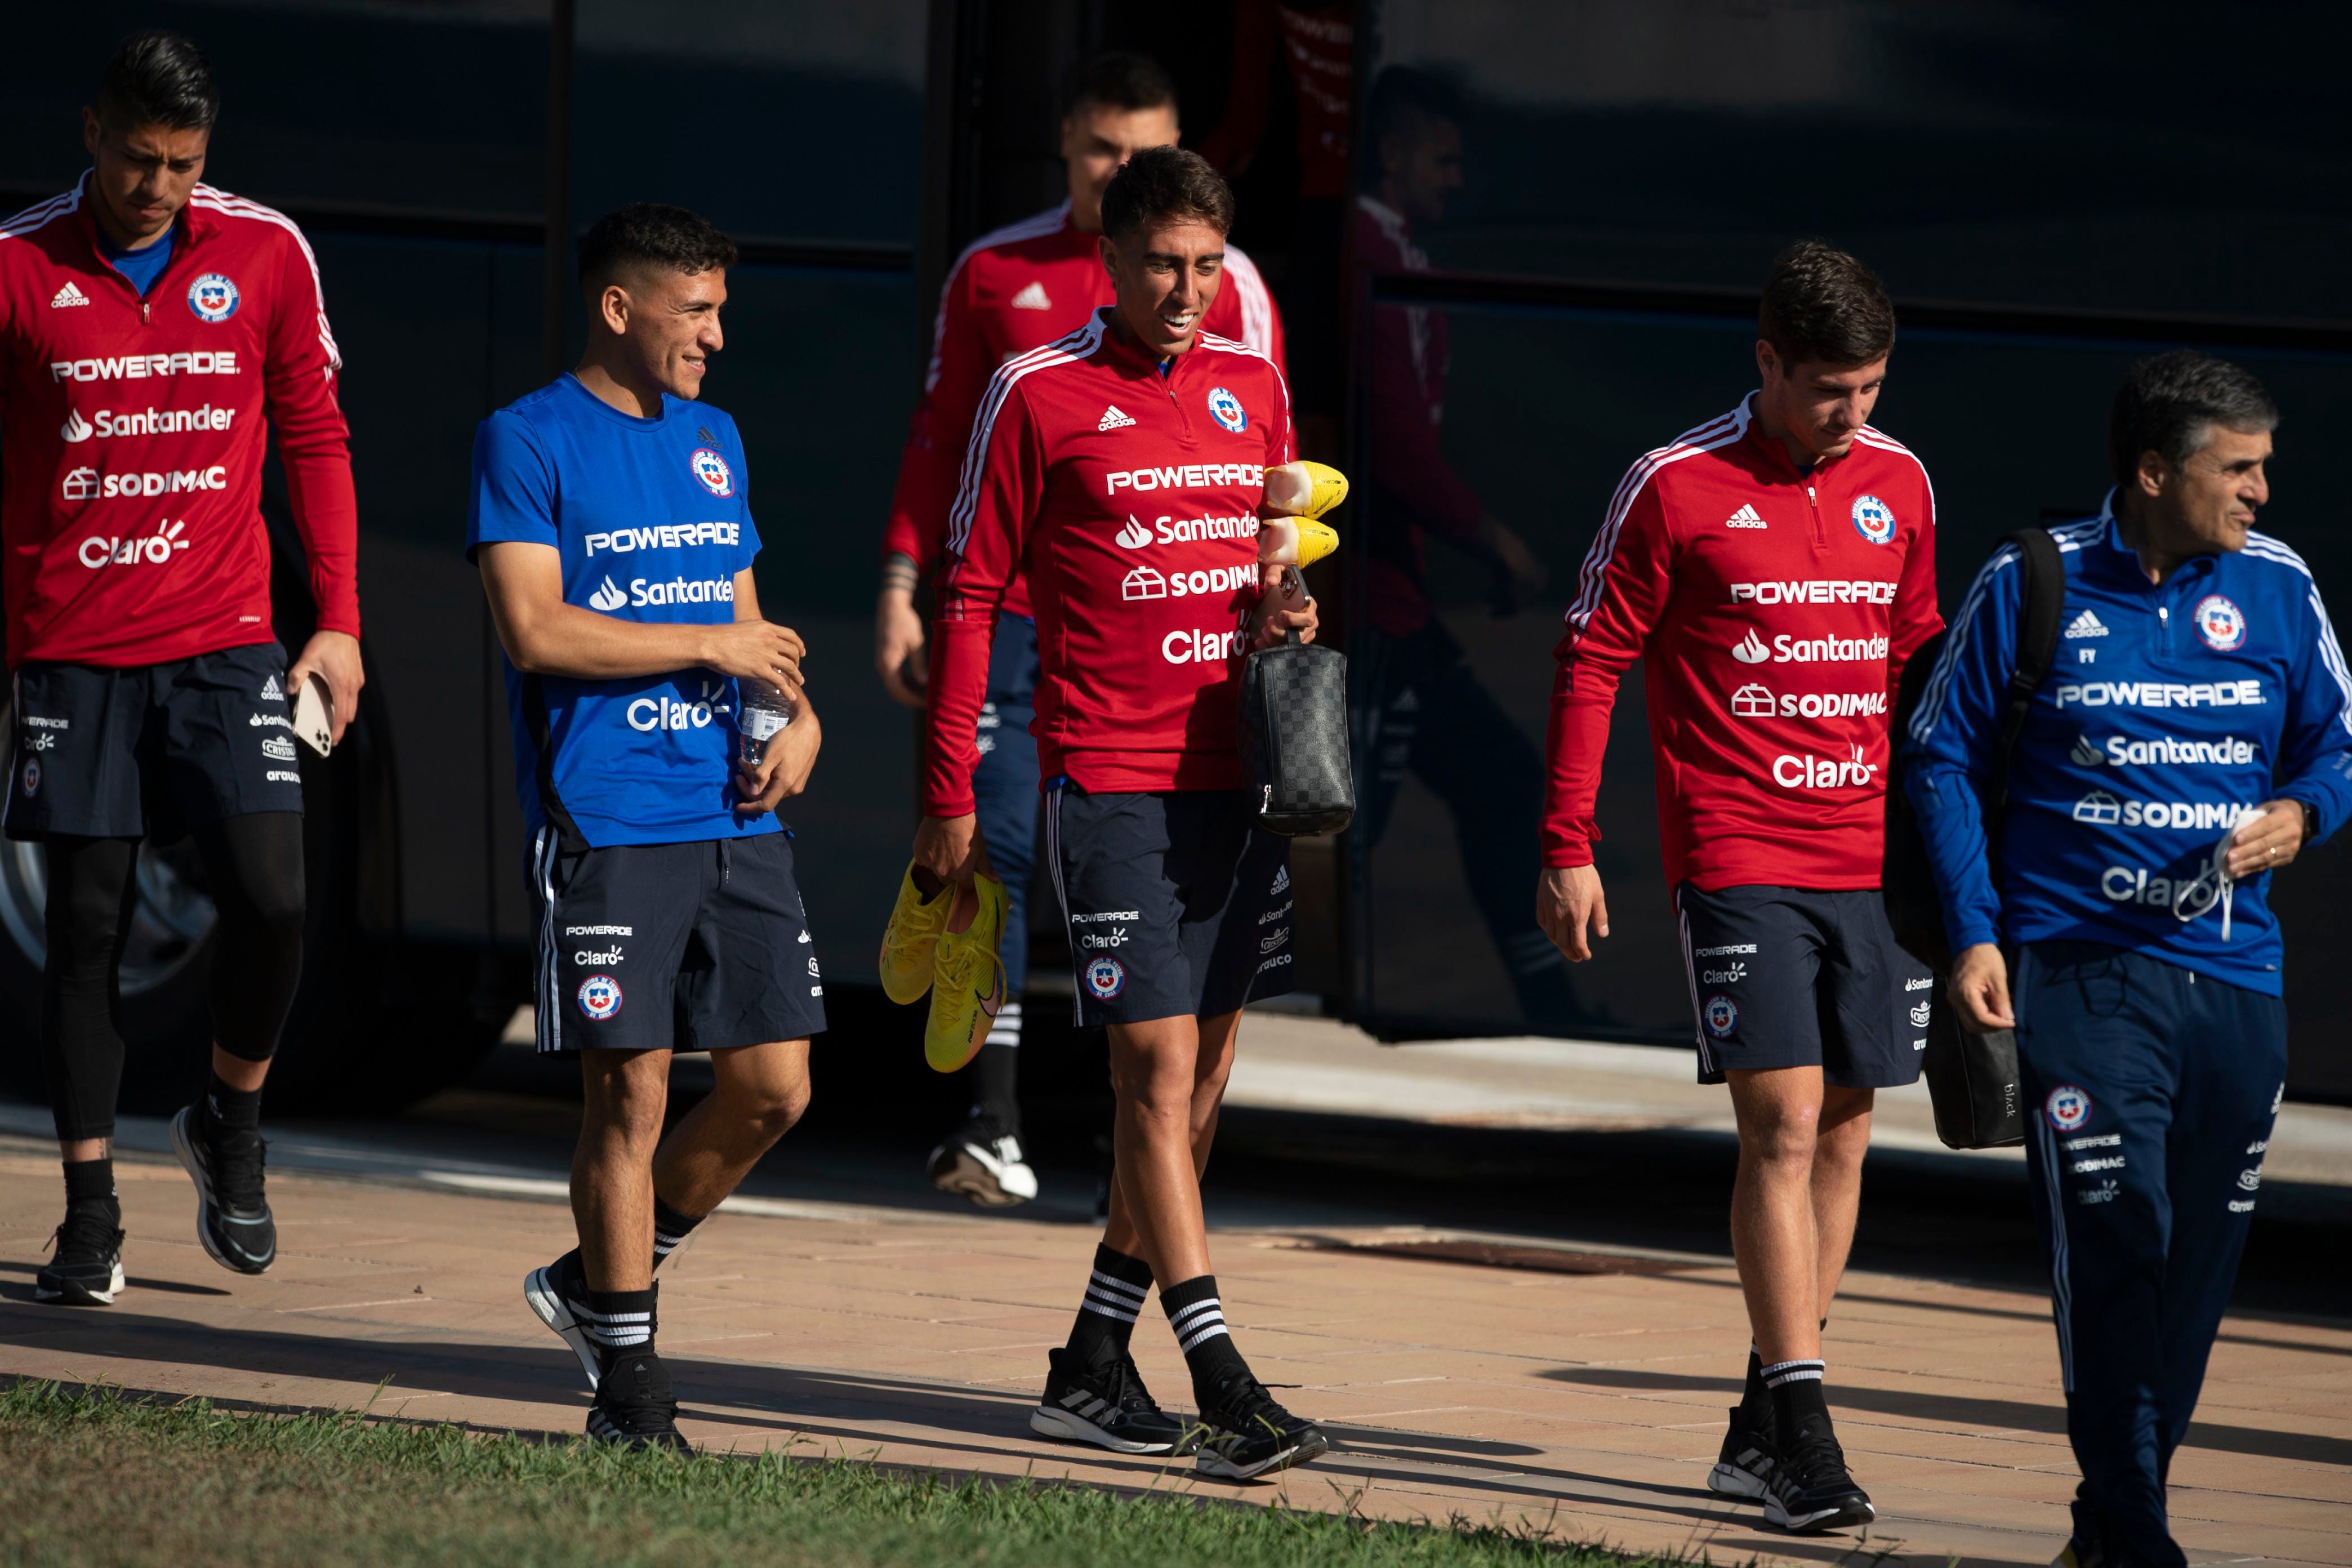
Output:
[2, 31, 364, 1303]
[473, 203, 823, 1453]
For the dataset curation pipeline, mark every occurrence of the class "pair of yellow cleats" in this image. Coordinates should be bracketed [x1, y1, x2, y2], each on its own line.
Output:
[881, 862, 1009, 1073]
[1257, 460, 1347, 571]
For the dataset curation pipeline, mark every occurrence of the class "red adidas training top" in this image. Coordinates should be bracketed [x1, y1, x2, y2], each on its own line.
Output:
[1543, 396, 1941, 891]
[923, 311, 1295, 816]
[1, 175, 359, 667]
[881, 202, 1283, 621]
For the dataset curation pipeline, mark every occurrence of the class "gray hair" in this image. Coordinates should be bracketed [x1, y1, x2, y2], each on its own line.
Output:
[2107, 351, 2278, 486]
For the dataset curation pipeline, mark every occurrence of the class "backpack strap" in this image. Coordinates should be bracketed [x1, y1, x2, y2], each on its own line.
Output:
[1988, 525, 2068, 811]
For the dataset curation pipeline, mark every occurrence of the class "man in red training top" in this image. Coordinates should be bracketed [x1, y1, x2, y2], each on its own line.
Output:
[1537, 243, 1941, 1536]
[2, 31, 364, 1303]
[876, 52, 1284, 1210]
[914, 147, 1325, 1482]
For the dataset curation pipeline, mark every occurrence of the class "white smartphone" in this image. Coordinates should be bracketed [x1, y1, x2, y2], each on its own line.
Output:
[292, 671, 335, 758]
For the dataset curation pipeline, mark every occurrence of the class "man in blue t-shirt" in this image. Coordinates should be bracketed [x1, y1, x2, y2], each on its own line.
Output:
[469, 204, 824, 1454]
[1906, 353, 2352, 1568]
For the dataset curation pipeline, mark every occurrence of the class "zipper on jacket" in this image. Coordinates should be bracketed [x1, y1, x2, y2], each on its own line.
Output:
[1805, 483, 1825, 550]
[141, 301, 150, 324]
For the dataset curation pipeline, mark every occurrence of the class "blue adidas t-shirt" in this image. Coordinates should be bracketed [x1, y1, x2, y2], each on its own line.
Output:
[466, 374, 773, 848]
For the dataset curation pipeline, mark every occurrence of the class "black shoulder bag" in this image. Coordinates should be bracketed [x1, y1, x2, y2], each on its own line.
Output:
[1237, 568, 1355, 836]
[1885, 526, 2066, 1150]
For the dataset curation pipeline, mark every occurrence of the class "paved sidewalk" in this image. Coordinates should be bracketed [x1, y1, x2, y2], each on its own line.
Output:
[1, 1124, 2346, 1566]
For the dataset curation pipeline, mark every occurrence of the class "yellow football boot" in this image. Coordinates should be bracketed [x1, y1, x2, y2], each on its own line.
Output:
[1261, 460, 1349, 520]
[925, 874, 1008, 1073]
[879, 861, 954, 1005]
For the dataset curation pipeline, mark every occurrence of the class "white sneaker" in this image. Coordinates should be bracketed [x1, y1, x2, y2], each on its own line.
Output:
[926, 1123, 1039, 1208]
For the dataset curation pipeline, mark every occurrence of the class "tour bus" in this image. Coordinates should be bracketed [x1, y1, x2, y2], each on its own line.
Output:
[6, 1, 2348, 1111]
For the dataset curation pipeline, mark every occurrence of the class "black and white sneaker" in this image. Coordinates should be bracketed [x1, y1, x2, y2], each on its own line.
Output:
[1706, 1403, 1776, 1500]
[34, 1206, 126, 1306]
[1762, 1414, 1875, 1533]
[524, 1249, 605, 1390]
[169, 1103, 275, 1274]
[585, 1348, 691, 1453]
[1030, 1348, 1193, 1454]
[1192, 1369, 1329, 1481]
[926, 1118, 1039, 1208]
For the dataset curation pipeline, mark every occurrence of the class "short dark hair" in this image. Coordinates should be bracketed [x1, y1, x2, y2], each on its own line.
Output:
[1063, 51, 1178, 118]
[1758, 240, 1896, 368]
[2107, 351, 2278, 487]
[1367, 65, 1465, 150]
[96, 30, 218, 133]
[577, 203, 738, 297]
[1099, 145, 1234, 244]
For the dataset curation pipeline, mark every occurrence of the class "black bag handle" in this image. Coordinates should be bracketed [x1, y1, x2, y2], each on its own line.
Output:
[1988, 526, 2068, 818]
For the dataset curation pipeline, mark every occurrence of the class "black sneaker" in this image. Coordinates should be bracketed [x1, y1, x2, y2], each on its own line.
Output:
[34, 1205, 126, 1306]
[524, 1249, 605, 1391]
[170, 1103, 275, 1274]
[925, 1116, 1039, 1208]
[1192, 1368, 1329, 1481]
[1762, 1411, 1874, 1533]
[1707, 1402, 1776, 1500]
[586, 1348, 691, 1453]
[1030, 1347, 1193, 1455]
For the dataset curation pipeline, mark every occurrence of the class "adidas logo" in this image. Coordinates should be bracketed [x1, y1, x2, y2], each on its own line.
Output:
[1011, 281, 1051, 310]
[1098, 404, 1136, 432]
[589, 576, 628, 611]
[1724, 503, 1766, 529]
[50, 282, 90, 309]
[2064, 609, 2109, 639]
[260, 675, 283, 700]
[1270, 865, 1290, 895]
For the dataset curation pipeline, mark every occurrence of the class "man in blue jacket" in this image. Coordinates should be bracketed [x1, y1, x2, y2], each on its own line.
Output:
[1904, 352, 2352, 1568]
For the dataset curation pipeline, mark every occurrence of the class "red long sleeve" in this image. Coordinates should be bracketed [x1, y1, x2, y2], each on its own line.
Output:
[1543, 482, 1678, 866]
[262, 220, 360, 637]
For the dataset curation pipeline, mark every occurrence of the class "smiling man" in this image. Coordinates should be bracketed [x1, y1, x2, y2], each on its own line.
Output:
[876, 53, 1285, 1211]
[470, 204, 824, 1453]
[1536, 242, 1943, 1534]
[3, 30, 364, 1306]
[1905, 354, 2352, 1568]
[914, 146, 1324, 1480]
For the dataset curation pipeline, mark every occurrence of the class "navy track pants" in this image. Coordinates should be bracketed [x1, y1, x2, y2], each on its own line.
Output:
[2015, 939, 2286, 1566]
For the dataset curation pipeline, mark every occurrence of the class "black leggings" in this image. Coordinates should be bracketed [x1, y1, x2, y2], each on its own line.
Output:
[42, 813, 306, 1142]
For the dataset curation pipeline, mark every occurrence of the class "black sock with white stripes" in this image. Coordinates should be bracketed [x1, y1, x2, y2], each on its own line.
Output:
[1064, 1244, 1151, 1369]
[578, 1285, 658, 1373]
[1762, 1356, 1829, 1441]
[651, 1196, 704, 1272]
[1160, 1273, 1253, 1399]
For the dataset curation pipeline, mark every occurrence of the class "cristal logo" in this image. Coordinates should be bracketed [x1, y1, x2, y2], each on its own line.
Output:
[1116, 516, 1152, 549]
[1771, 743, 1878, 790]
[1909, 1000, 1932, 1027]
[589, 576, 628, 611]
[60, 410, 93, 443]
[1731, 629, 1770, 664]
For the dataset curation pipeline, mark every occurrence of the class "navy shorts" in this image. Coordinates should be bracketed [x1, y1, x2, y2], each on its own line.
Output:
[1043, 784, 1294, 1027]
[529, 827, 828, 1054]
[6, 643, 304, 842]
[1674, 882, 1932, 1088]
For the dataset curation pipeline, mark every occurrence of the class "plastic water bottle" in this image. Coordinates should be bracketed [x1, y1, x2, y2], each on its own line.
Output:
[738, 679, 796, 768]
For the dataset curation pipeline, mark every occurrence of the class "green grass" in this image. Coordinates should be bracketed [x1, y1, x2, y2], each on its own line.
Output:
[0, 1380, 1708, 1568]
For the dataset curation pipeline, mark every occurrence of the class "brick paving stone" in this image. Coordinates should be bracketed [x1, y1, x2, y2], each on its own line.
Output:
[0, 1132, 2345, 1566]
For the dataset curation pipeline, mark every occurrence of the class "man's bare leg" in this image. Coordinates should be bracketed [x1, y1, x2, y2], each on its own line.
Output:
[650, 1038, 813, 1223]
[573, 1048, 671, 1293]
[1727, 1064, 1831, 1364]
[1101, 1007, 1241, 1279]
[1809, 1085, 1876, 1321]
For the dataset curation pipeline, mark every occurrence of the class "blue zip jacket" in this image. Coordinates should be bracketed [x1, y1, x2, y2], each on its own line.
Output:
[1903, 498, 2352, 993]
